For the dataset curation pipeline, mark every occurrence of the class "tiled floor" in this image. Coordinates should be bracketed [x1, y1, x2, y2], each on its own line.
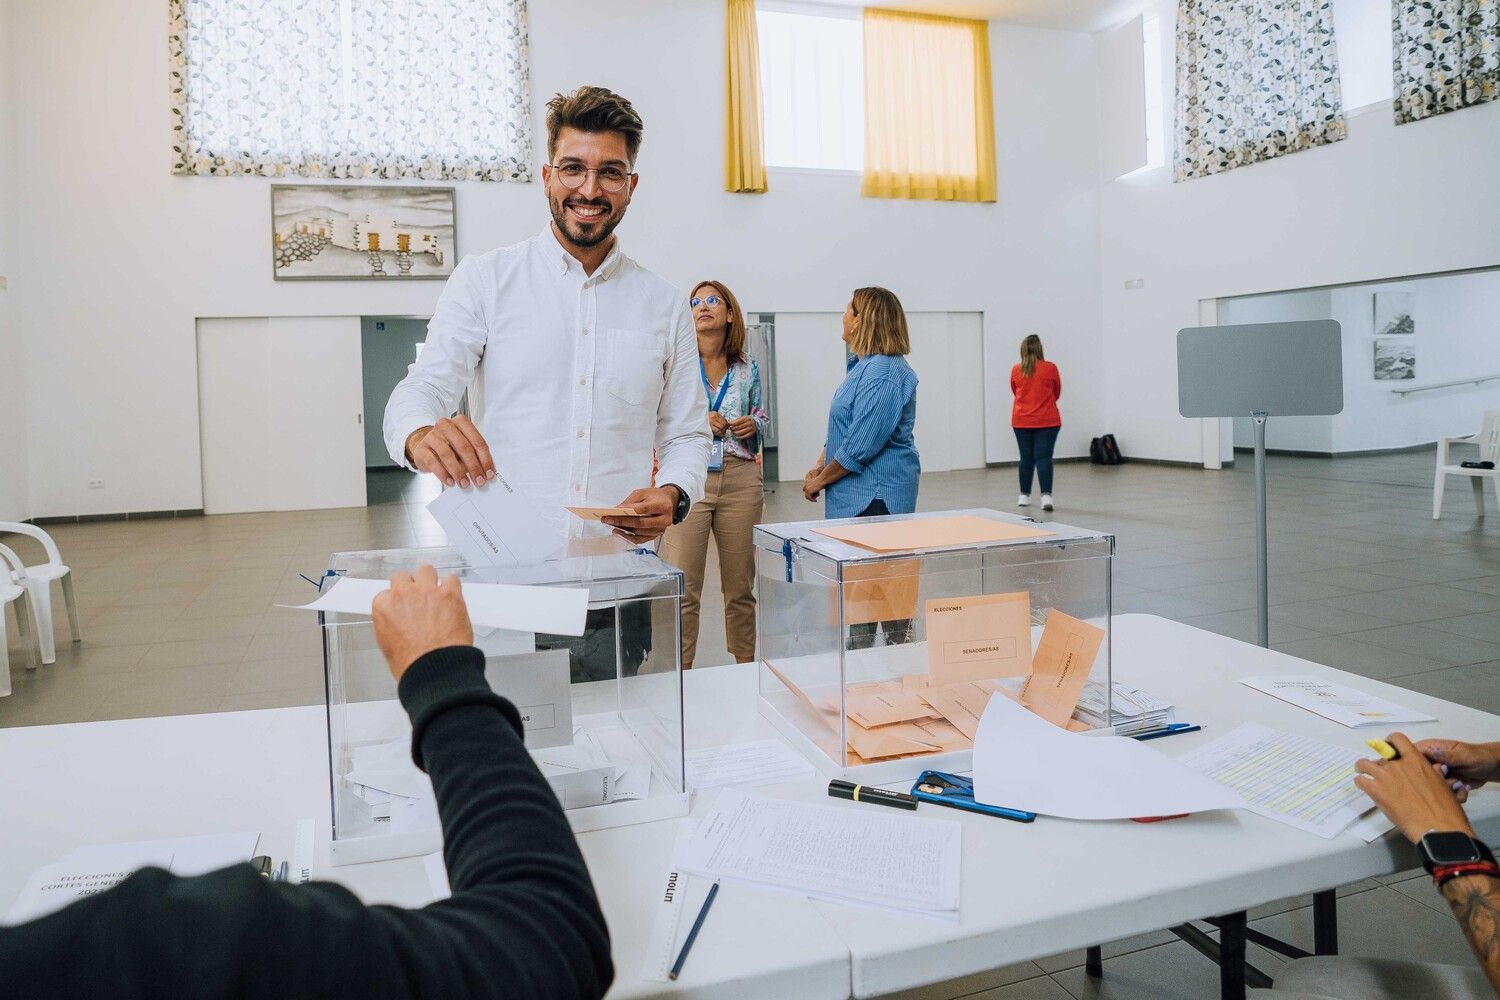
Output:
[2, 447, 1495, 998]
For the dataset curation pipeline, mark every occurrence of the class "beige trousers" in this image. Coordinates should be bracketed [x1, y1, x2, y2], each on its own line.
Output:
[659, 455, 764, 666]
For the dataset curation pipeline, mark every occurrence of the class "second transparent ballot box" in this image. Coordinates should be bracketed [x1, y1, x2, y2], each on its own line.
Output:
[322, 546, 686, 865]
[754, 509, 1114, 781]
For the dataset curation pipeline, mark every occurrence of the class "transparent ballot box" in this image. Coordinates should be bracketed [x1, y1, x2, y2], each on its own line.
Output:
[754, 509, 1113, 782]
[322, 546, 686, 866]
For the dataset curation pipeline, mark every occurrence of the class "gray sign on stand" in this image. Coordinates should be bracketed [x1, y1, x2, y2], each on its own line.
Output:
[1177, 320, 1344, 647]
[1178, 320, 1344, 418]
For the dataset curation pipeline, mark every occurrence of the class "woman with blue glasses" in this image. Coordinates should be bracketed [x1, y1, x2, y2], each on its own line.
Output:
[659, 281, 769, 667]
[803, 287, 921, 648]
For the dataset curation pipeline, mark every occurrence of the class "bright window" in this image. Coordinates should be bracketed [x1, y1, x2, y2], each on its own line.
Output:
[1332, 0, 1393, 111]
[170, 0, 533, 181]
[1142, 12, 1165, 169]
[756, 5, 864, 171]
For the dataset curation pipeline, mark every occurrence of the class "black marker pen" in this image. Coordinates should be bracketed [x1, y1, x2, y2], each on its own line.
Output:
[828, 778, 918, 811]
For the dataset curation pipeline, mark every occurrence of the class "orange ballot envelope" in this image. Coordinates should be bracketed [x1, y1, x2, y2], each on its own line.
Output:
[812, 514, 1053, 553]
[566, 505, 641, 522]
[841, 559, 921, 626]
[924, 591, 1033, 686]
[1022, 610, 1105, 728]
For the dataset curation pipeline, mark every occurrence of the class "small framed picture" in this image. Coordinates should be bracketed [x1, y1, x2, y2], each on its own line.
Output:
[271, 184, 456, 281]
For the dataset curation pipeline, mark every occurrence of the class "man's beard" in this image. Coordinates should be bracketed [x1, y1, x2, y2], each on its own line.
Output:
[550, 195, 624, 249]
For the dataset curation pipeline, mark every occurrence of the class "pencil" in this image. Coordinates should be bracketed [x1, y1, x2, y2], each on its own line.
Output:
[668, 880, 720, 981]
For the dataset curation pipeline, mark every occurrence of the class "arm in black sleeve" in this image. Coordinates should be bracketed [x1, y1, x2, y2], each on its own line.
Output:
[0, 646, 613, 1000]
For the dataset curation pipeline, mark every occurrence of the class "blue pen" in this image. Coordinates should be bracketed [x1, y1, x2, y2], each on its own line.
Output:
[1134, 723, 1202, 742]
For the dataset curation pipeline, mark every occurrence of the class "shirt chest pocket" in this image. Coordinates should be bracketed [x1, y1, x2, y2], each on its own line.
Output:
[602, 327, 665, 408]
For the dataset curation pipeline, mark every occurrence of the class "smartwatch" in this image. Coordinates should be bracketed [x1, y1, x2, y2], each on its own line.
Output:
[666, 484, 691, 525]
[1417, 831, 1499, 888]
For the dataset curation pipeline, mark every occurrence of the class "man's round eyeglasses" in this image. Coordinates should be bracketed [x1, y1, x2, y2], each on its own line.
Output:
[690, 295, 722, 308]
[548, 162, 632, 193]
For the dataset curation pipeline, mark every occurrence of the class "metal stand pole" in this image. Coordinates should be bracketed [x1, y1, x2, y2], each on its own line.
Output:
[1253, 411, 1269, 648]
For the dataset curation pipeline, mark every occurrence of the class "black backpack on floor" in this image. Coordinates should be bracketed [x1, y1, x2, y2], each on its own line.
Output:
[1089, 434, 1123, 465]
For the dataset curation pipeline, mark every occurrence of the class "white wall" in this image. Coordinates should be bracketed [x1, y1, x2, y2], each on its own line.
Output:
[1100, 3, 1500, 465]
[360, 317, 428, 468]
[1219, 273, 1500, 455]
[0, 0, 24, 522]
[10, 0, 1103, 518]
[1331, 273, 1500, 452]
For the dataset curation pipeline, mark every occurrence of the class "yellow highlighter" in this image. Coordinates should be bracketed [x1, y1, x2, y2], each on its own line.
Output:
[1366, 738, 1399, 761]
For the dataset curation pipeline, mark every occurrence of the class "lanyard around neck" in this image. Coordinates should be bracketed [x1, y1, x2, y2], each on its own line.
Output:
[699, 358, 731, 413]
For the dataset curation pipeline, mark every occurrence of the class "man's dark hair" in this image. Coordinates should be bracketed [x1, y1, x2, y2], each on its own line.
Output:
[545, 87, 645, 166]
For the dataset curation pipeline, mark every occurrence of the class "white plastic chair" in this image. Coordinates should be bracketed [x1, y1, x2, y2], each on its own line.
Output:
[0, 522, 81, 664]
[0, 543, 39, 696]
[1433, 410, 1500, 519]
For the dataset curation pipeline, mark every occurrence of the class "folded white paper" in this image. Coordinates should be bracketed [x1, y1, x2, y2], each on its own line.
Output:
[1239, 675, 1437, 729]
[287, 577, 588, 636]
[972, 690, 1246, 820]
[427, 471, 562, 567]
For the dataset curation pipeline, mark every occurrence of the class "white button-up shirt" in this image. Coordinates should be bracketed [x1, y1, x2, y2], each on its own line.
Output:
[384, 225, 710, 543]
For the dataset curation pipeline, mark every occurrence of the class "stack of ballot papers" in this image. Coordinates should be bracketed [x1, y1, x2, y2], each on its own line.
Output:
[1073, 681, 1176, 736]
[5, 831, 260, 925]
[674, 789, 961, 918]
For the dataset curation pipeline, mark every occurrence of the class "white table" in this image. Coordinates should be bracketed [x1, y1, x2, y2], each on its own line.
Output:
[1, 615, 1496, 1000]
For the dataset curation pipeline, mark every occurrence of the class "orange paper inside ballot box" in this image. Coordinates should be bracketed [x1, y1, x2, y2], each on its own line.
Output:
[812, 514, 1053, 553]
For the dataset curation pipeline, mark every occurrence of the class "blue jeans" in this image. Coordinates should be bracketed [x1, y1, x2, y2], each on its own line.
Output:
[845, 498, 915, 649]
[1014, 426, 1060, 495]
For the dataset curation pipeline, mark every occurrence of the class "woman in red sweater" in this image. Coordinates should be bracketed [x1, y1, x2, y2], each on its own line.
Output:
[1010, 334, 1061, 511]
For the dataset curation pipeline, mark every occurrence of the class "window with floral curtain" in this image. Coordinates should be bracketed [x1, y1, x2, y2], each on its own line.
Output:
[1175, 0, 1347, 182]
[1392, 0, 1499, 125]
[168, 0, 533, 181]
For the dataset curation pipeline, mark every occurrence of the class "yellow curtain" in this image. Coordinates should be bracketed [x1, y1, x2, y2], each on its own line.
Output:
[724, 0, 768, 194]
[861, 9, 996, 203]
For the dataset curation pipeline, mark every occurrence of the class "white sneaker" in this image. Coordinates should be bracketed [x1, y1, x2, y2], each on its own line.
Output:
[1041, 494, 1054, 511]
[1017, 494, 1030, 507]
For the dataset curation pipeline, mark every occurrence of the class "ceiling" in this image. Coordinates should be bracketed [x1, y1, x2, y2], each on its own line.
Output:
[814, 0, 1145, 33]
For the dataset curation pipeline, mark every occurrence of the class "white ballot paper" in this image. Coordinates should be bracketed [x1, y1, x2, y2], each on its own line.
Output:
[675, 788, 961, 917]
[972, 691, 1245, 820]
[427, 472, 562, 567]
[686, 740, 816, 791]
[6, 831, 259, 925]
[1239, 675, 1437, 729]
[1176, 723, 1377, 839]
[288, 577, 588, 636]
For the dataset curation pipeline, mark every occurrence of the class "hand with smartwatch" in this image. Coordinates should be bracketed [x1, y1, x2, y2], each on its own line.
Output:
[1355, 731, 1500, 994]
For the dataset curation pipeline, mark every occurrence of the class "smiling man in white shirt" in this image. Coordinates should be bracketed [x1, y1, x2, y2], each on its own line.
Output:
[384, 86, 710, 680]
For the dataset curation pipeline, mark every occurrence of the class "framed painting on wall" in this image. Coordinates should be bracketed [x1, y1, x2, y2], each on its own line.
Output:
[1373, 291, 1414, 337]
[1373, 338, 1415, 381]
[271, 185, 456, 281]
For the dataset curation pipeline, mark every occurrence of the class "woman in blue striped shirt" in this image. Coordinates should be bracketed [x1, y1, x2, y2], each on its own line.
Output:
[803, 287, 921, 647]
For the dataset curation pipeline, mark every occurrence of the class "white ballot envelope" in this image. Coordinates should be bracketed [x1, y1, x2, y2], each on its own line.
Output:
[427, 470, 562, 567]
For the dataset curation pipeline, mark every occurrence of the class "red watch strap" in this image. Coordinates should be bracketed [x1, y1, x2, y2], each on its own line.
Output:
[1434, 860, 1500, 888]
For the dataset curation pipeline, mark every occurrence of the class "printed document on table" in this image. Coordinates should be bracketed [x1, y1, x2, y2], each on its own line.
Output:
[1239, 675, 1437, 729]
[427, 470, 562, 567]
[6, 831, 259, 925]
[1176, 723, 1376, 839]
[675, 788, 961, 917]
[971, 691, 1246, 820]
[686, 740, 816, 790]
